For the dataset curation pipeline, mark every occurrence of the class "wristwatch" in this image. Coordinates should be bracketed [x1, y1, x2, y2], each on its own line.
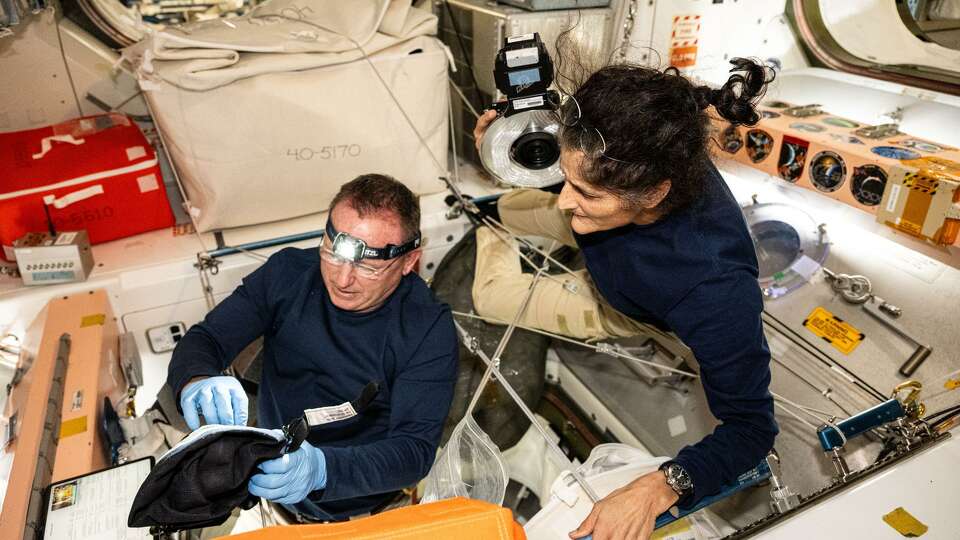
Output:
[659, 461, 694, 499]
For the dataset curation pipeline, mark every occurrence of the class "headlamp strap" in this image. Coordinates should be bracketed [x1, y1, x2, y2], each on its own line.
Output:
[325, 220, 421, 261]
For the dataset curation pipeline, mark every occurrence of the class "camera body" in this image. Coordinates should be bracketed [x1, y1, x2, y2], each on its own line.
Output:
[481, 33, 564, 187]
[493, 33, 557, 116]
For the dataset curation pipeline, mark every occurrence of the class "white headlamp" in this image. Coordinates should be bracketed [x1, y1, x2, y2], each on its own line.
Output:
[324, 219, 421, 263]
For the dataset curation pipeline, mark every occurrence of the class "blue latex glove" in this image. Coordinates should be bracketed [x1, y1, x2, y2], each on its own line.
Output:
[248, 440, 327, 505]
[179, 376, 249, 430]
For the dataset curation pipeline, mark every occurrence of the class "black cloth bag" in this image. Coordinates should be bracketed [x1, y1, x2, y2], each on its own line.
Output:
[128, 427, 285, 531]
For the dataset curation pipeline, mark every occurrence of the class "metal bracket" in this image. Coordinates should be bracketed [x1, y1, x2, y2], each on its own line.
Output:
[562, 280, 580, 294]
[463, 333, 480, 355]
[854, 123, 902, 139]
[439, 176, 480, 217]
[892, 380, 926, 419]
[765, 451, 800, 513]
[194, 253, 221, 275]
[194, 253, 221, 311]
[783, 103, 823, 117]
[0, 264, 20, 278]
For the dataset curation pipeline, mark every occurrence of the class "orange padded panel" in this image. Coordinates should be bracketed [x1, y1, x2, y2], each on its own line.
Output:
[0, 289, 126, 537]
[710, 102, 960, 246]
[224, 498, 526, 540]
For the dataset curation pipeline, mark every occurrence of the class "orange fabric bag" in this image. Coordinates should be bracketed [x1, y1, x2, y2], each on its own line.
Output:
[224, 497, 525, 540]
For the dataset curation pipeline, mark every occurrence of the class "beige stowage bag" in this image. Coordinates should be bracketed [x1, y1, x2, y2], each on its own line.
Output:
[125, 0, 449, 232]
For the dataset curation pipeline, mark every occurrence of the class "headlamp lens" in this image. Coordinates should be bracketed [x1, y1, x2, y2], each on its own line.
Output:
[333, 234, 365, 262]
[322, 234, 396, 281]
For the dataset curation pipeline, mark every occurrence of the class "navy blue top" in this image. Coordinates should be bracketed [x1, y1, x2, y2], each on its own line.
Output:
[167, 247, 458, 520]
[574, 164, 778, 504]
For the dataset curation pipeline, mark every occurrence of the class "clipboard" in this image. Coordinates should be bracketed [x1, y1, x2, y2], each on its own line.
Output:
[39, 457, 155, 540]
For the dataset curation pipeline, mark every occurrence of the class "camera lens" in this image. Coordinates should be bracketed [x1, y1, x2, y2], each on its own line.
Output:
[510, 132, 560, 170]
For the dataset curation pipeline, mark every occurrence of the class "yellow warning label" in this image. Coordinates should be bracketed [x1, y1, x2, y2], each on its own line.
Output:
[902, 156, 960, 176]
[803, 307, 865, 355]
[80, 313, 105, 327]
[883, 507, 928, 537]
[939, 417, 958, 432]
[652, 516, 692, 540]
[59, 415, 88, 439]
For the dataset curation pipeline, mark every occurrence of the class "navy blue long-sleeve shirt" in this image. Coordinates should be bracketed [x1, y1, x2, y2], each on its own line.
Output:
[167, 247, 458, 520]
[574, 164, 778, 504]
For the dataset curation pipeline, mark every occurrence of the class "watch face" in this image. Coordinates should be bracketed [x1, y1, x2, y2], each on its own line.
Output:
[674, 465, 693, 489]
[663, 463, 693, 494]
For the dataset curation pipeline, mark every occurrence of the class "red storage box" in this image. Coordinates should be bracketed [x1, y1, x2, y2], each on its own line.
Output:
[0, 114, 175, 261]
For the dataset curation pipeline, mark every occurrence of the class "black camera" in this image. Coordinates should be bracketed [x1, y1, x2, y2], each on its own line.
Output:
[494, 33, 555, 103]
[481, 33, 563, 186]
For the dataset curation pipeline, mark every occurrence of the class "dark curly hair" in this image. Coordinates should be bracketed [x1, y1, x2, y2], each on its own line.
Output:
[555, 47, 774, 213]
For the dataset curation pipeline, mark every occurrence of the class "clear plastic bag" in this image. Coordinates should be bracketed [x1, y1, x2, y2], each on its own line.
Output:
[421, 414, 508, 505]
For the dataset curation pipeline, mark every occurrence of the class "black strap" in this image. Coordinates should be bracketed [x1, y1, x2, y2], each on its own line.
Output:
[325, 220, 420, 261]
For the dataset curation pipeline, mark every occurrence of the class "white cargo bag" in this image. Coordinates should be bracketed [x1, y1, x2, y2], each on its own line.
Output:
[524, 445, 729, 540]
[125, 0, 449, 231]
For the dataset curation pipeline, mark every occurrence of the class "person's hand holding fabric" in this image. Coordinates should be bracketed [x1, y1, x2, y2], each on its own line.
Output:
[248, 441, 328, 505]
[179, 376, 249, 430]
[568, 471, 679, 540]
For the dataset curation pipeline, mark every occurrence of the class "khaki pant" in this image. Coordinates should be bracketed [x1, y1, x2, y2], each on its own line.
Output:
[472, 189, 673, 343]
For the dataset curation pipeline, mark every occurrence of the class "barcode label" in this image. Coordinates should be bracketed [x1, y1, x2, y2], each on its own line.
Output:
[513, 96, 545, 110]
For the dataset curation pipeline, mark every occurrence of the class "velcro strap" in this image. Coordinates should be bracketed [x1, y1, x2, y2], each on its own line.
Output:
[33, 134, 85, 159]
[43, 185, 104, 209]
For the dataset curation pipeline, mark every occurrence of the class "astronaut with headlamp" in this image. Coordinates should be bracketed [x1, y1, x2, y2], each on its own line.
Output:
[167, 174, 458, 523]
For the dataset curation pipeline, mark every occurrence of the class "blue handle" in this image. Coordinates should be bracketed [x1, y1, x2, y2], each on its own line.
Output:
[574, 460, 772, 539]
[654, 460, 771, 529]
[207, 230, 326, 259]
[817, 398, 904, 451]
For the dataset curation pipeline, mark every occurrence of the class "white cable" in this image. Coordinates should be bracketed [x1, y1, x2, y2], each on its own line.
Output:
[454, 320, 601, 504]
[454, 308, 853, 429]
[463, 243, 555, 417]
[453, 311, 695, 377]
[769, 392, 834, 424]
[229, 243, 270, 262]
[773, 393, 848, 444]
[774, 402, 818, 431]
[454, 239, 601, 503]
[825, 419, 848, 447]
[449, 78, 481, 119]
[773, 401, 817, 431]
[456, 312, 856, 447]
[483, 217, 587, 284]
[448, 82, 461, 185]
